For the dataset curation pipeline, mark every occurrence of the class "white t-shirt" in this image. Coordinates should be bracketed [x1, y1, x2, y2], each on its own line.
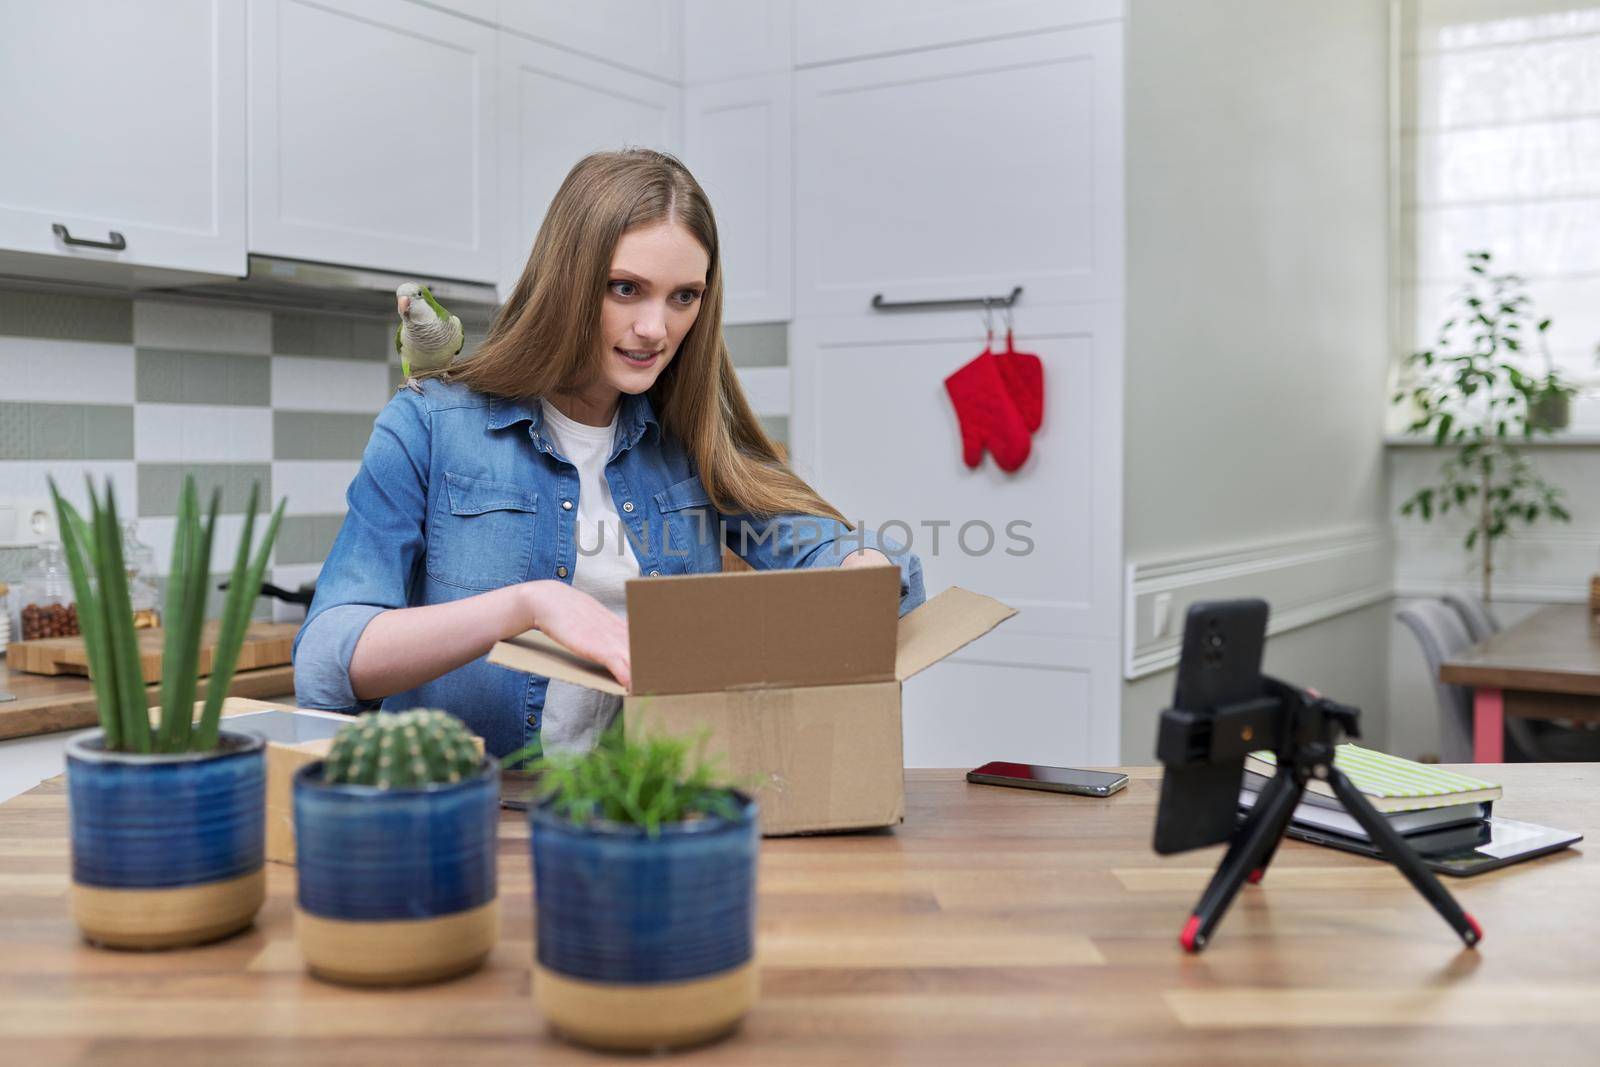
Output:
[536, 399, 640, 754]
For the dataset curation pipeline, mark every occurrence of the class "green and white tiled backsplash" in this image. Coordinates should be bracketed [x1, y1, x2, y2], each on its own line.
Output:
[0, 285, 788, 622]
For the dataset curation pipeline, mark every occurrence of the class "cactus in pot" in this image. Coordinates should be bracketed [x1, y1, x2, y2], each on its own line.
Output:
[294, 709, 498, 986]
[322, 709, 481, 788]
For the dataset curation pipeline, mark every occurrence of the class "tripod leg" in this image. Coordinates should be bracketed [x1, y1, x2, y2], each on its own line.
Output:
[1325, 768, 1482, 949]
[1182, 770, 1304, 952]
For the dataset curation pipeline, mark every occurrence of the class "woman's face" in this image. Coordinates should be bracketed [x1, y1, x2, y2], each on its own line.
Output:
[596, 220, 710, 398]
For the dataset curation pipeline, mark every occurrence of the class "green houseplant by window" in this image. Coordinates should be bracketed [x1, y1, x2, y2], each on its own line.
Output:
[517, 726, 760, 1052]
[54, 475, 285, 949]
[1393, 250, 1577, 603]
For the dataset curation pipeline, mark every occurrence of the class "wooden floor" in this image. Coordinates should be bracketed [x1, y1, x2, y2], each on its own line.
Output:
[1, 765, 1597, 1066]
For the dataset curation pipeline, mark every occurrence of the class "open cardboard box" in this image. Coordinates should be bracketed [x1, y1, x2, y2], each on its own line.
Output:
[488, 566, 1015, 836]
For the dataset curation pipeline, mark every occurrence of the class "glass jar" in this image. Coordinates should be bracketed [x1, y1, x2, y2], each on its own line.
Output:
[122, 520, 161, 629]
[18, 541, 79, 641]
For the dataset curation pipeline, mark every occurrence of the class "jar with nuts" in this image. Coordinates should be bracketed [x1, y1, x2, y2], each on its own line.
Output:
[18, 541, 80, 641]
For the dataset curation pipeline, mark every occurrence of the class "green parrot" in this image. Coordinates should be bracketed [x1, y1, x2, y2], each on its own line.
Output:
[395, 282, 464, 392]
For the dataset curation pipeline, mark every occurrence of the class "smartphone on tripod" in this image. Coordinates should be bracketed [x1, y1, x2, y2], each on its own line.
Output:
[1152, 599, 1269, 855]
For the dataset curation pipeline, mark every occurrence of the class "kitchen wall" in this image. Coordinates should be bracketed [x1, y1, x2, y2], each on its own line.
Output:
[0, 282, 787, 624]
[1120, 0, 1395, 758]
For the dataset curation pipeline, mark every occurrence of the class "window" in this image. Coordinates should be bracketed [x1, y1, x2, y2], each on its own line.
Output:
[1397, 0, 1600, 429]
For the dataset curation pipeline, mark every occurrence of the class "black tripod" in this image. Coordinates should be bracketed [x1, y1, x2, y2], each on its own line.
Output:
[1168, 677, 1483, 953]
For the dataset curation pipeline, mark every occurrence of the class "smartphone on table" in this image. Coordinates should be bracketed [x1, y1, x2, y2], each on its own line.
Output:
[967, 761, 1129, 798]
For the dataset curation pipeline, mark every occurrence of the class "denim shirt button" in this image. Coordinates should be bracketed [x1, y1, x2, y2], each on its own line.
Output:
[649, 569, 660, 577]
[561, 500, 573, 510]
[556, 566, 569, 578]
[622, 501, 635, 513]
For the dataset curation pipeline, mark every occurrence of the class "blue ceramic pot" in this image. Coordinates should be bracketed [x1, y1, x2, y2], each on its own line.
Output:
[529, 793, 759, 1051]
[292, 757, 500, 985]
[65, 729, 266, 949]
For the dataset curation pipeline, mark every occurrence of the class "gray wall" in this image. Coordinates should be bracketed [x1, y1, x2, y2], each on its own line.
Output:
[1120, 0, 1394, 758]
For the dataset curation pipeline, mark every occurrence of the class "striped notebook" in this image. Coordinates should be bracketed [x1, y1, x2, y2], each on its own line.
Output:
[1246, 744, 1501, 813]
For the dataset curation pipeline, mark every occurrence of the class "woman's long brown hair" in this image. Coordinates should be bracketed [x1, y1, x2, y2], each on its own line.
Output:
[436, 148, 845, 524]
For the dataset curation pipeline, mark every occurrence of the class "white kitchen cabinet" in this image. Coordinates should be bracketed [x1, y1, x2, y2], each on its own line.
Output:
[497, 1, 682, 85]
[682, 74, 791, 324]
[795, 0, 1122, 67]
[248, 0, 498, 281]
[790, 303, 1124, 765]
[497, 35, 679, 295]
[794, 24, 1124, 317]
[683, 0, 791, 84]
[0, 0, 246, 278]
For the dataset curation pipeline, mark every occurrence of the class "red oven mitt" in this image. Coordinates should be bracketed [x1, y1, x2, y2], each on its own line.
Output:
[943, 349, 1032, 472]
[994, 329, 1044, 433]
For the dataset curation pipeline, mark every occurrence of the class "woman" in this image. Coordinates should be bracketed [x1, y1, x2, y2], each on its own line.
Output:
[293, 149, 923, 757]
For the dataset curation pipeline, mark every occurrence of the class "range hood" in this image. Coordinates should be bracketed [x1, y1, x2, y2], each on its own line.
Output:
[154, 254, 502, 317]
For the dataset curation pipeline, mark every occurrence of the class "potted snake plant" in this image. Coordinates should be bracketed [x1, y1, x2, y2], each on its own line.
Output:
[55, 475, 284, 949]
[293, 709, 499, 986]
[518, 725, 759, 1052]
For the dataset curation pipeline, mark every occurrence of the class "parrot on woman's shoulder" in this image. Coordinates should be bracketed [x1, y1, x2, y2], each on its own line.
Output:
[395, 282, 464, 393]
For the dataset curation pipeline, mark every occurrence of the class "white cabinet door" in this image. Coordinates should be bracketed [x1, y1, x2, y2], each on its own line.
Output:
[497, 1, 681, 84]
[683, 0, 791, 84]
[249, 0, 497, 281]
[497, 35, 680, 295]
[791, 303, 1124, 764]
[683, 74, 791, 324]
[0, 0, 246, 277]
[795, 0, 1121, 66]
[794, 24, 1124, 316]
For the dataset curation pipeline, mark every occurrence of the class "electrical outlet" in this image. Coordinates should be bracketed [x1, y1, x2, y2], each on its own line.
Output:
[1151, 592, 1173, 639]
[0, 498, 59, 548]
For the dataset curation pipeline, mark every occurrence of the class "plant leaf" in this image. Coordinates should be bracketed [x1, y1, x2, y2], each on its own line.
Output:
[195, 489, 285, 750]
[50, 480, 119, 747]
[94, 482, 151, 753]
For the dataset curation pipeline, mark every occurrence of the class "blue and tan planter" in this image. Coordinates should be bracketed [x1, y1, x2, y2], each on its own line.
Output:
[66, 729, 266, 950]
[529, 793, 759, 1052]
[292, 757, 500, 986]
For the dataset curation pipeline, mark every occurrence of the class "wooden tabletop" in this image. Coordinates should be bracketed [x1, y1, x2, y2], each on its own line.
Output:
[0, 662, 297, 742]
[2, 764, 1597, 1066]
[1440, 604, 1600, 696]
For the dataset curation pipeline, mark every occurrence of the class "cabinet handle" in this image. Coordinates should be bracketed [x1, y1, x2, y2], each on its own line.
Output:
[52, 223, 127, 251]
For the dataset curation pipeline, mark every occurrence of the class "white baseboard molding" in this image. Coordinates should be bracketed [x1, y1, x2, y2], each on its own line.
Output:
[1124, 526, 1392, 680]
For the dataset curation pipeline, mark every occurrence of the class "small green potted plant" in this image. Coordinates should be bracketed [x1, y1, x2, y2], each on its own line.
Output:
[293, 709, 499, 986]
[55, 475, 284, 949]
[519, 726, 759, 1052]
[1393, 249, 1580, 602]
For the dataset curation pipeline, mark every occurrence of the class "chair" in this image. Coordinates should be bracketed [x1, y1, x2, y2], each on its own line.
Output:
[1396, 600, 1476, 762]
[1442, 593, 1500, 643]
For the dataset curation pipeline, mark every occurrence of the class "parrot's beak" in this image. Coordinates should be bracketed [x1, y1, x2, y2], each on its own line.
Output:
[397, 295, 412, 316]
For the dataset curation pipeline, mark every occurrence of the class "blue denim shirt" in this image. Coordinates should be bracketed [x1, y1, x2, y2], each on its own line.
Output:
[292, 379, 924, 757]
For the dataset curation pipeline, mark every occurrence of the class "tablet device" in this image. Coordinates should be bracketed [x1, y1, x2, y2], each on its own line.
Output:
[1287, 816, 1582, 877]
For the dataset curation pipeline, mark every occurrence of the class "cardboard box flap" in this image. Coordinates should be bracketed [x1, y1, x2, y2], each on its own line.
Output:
[489, 631, 627, 695]
[894, 586, 1017, 681]
[625, 566, 900, 695]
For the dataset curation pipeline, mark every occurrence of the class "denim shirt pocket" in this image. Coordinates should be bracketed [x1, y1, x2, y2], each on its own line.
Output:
[652, 476, 718, 574]
[427, 471, 539, 590]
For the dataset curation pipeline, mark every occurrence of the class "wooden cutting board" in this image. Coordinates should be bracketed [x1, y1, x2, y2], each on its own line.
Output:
[5, 621, 298, 684]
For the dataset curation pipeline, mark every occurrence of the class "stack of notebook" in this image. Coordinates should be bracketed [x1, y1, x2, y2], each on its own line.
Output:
[1238, 745, 1502, 841]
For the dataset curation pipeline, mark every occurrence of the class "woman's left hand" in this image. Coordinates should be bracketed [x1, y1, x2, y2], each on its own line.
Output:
[840, 548, 893, 569]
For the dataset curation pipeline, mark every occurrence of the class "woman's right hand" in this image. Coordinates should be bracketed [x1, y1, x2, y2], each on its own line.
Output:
[522, 580, 632, 691]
